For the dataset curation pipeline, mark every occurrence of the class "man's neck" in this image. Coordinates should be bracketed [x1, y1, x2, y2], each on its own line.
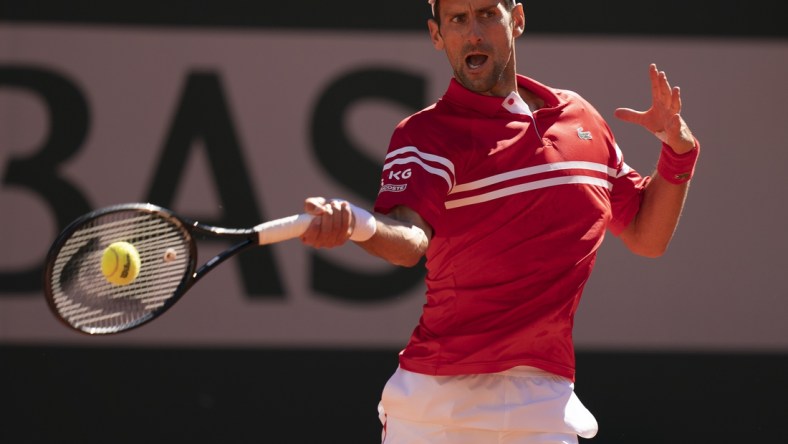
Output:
[518, 86, 544, 112]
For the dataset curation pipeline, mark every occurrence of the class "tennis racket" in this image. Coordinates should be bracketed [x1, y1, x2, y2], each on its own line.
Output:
[43, 201, 375, 335]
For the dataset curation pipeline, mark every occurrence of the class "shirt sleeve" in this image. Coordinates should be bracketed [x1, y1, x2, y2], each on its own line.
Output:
[607, 142, 649, 236]
[373, 125, 454, 232]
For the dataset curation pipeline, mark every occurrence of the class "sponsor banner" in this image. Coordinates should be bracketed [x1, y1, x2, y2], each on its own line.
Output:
[2, 24, 788, 350]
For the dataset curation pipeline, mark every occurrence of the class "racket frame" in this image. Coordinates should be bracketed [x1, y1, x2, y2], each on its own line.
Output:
[42, 203, 262, 335]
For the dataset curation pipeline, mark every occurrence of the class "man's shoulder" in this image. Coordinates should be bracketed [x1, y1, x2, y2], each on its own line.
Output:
[554, 88, 587, 103]
[516, 74, 591, 107]
[395, 101, 445, 131]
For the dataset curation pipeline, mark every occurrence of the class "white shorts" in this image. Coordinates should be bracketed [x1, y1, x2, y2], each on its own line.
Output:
[378, 366, 598, 444]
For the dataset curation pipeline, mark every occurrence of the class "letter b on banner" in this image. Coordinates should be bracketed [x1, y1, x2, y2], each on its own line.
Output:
[0, 66, 92, 293]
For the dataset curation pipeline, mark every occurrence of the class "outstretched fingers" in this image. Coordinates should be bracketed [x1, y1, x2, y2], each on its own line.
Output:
[671, 85, 682, 115]
[615, 63, 683, 134]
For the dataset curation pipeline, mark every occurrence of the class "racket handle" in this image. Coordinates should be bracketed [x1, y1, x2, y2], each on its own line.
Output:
[254, 204, 377, 245]
[255, 213, 314, 245]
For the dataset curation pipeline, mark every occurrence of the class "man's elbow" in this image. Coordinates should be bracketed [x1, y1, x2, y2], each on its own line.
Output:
[619, 224, 674, 258]
[628, 242, 669, 258]
[389, 251, 425, 268]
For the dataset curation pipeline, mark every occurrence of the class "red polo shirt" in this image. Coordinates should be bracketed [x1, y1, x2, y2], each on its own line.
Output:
[374, 75, 648, 381]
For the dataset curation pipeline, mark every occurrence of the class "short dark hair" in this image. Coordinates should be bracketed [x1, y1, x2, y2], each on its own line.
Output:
[432, 0, 517, 22]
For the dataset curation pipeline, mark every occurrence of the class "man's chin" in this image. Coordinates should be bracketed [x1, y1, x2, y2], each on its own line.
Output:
[455, 73, 496, 95]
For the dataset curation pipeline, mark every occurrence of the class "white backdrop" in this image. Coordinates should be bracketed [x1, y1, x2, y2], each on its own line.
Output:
[2, 24, 787, 351]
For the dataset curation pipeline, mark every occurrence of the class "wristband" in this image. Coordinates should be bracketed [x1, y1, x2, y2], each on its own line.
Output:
[657, 139, 700, 184]
[348, 204, 377, 242]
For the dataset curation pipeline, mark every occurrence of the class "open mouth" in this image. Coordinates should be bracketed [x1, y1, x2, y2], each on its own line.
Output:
[465, 54, 488, 70]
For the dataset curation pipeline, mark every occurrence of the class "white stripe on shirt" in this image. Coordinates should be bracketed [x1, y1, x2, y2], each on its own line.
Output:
[445, 175, 613, 209]
[450, 161, 616, 194]
[382, 147, 622, 210]
[384, 147, 456, 192]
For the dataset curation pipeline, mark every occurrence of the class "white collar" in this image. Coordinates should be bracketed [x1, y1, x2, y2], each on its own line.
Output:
[501, 91, 533, 117]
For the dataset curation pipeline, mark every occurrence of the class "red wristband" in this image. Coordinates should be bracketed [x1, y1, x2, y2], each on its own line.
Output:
[657, 139, 700, 184]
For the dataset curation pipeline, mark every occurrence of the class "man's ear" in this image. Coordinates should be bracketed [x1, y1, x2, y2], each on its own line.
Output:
[428, 18, 445, 50]
[512, 3, 525, 38]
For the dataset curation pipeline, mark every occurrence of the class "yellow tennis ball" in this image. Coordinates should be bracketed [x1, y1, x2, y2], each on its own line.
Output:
[101, 241, 141, 286]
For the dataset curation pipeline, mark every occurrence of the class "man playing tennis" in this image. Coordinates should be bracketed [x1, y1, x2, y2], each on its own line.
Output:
[300, 0, 699, 442]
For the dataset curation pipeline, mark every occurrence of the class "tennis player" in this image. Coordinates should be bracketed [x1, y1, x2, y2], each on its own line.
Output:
[300, 0, 700, 442]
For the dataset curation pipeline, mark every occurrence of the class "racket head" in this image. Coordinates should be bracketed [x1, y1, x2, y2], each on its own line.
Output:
[43, 203, 197, 335]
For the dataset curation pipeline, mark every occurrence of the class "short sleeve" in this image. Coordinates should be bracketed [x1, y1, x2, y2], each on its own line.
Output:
[607, 142, 649, 235]
[373, 125, 454, 231]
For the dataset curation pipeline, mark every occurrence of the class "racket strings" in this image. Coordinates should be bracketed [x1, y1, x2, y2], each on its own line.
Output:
[49, 210, 192, 334]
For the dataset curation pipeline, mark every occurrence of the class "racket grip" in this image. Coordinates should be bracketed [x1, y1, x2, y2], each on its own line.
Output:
[255, 213, 314, 245]
[255, 204, 377, 245]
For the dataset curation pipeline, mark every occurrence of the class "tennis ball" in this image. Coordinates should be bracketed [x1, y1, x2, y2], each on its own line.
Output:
[101, 241, 141, 286]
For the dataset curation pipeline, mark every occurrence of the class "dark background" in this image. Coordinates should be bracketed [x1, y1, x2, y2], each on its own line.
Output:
[3, 1, 787, 443]
[3, 0, 787, 39]
[4, 346, 787, 443]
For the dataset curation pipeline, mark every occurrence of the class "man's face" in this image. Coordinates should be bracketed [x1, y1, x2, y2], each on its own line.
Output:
[429, 0, 524, 97]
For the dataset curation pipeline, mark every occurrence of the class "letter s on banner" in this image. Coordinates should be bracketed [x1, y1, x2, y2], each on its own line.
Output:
[310, 68, 427, 302]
